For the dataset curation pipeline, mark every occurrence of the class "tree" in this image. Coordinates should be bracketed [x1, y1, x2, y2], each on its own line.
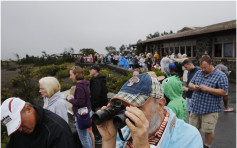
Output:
[10, 66, 38, 102]
[163, 31, 168, 35]
[42, 51, 47, 57]
[119, 44, 126, 53]
[14, 53, 20, 61]
[80, 48, 96, 56]
[146, 33, 153, 39]
[146, 32, 160, 39]
[169, 30, 174, 34]
[136, 40, 145, 55]
[105, 46, 116, 53]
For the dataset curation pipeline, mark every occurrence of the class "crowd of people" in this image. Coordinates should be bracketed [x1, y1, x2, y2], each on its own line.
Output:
[1, 50, 233, 148]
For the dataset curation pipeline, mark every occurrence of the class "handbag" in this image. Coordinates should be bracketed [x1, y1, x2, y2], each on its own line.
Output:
[76, 86, 92, 130]
[76, 111, 91, 130]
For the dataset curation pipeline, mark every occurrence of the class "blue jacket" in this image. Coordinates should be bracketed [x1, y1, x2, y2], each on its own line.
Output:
[116, 107, 202, 148]
[123, 59, 130, 69]
[119, 56, 125, 67]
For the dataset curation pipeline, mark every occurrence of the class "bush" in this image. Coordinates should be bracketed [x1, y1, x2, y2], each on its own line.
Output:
[151, 68, 165, 76]
[141, 68, 164, 77]
[82, 67, 90, 76]
[10, 66, 38, 102]
[32, 64, 67, 78]
[60, 82, 72, 91]
[56, 69, 69, 81]
[100, 68, 132, 93]
[7, 66, 17, 71]
[1, 122, 9, 148]
[1, 88, 13, 102]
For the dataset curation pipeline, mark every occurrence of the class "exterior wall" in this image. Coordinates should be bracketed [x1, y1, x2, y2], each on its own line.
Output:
[213, 59, 236, 83]
[196, 36, 212, 60]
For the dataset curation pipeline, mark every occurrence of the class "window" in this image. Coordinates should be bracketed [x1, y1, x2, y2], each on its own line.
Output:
[213, 35, 235, 58]
[224, 43, 233, 57]
[161, 48, 165, 56]
[193, 46, 197, 57]
[187, 46, 191, 57]
[170, 47, 174, 54]
[164, 43, 169, 47]
[170, 42, 175, 47]
[175, 42, 179, 46]
[214, 44, 222, 57]
[165, 48, 169, 54]
[214, 37, 222, 43]
[224, 36, 233, 42]
[180, 42, 185, 46]
[175, 47, 179, 54]
[186, 40, 192, 46]
[180, 47, 185, 54]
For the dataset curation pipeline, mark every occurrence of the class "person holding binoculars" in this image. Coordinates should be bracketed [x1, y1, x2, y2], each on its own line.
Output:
[92, 73, 203, 148]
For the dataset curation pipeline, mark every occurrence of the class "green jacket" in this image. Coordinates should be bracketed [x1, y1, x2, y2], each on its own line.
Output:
[162, 76, 187, 122]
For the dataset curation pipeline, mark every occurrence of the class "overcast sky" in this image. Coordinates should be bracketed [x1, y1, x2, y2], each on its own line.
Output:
[1, 1, 236, 60]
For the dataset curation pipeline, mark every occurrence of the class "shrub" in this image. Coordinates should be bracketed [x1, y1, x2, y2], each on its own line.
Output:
[60, 82, 72, 91]
[1, 122, 9, 148]
[151, 68, 165, 76]
[56, 69, 69, 81]
[10, 66, 38, 102]
[32, 64, 67, 78]
[82, 67, 90, 76]
[1, 88, 13, 102]
[7, 66, 17, 71]
[141, 69, 164, 77]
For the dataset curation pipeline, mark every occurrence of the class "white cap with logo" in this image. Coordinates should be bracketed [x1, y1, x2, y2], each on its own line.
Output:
[1, 97, 26, 135]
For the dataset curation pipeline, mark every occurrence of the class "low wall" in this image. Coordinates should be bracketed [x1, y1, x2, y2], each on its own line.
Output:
[75, 62, 132, 76]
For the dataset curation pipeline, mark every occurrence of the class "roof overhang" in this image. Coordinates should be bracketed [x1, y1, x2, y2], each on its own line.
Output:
[140, 20, 236, 44]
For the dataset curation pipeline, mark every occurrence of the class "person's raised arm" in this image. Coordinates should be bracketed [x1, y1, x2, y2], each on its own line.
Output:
[125, 106, 150, 148]
[96, 104, 117, 148]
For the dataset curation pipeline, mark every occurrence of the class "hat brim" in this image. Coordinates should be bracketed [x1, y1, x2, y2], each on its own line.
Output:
[157, 76, 165, 81]
[7, 112, 22, 136]
[110, 92, 150, 107]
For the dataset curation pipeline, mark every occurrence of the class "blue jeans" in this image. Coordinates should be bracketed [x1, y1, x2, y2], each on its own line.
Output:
[75, 117, 92, 148]
[186, 97, 192, 112]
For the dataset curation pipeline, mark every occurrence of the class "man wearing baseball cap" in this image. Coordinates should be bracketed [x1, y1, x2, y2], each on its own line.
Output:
[96, 73, 202, 148]
[165, 62, 179, 77]
[89, 64, 108, 144]
[1, 97, 76, 148]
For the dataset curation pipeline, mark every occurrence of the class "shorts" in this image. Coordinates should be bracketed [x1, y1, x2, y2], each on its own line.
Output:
[186, 97, 192, 111]
[189, 112, 218, 133]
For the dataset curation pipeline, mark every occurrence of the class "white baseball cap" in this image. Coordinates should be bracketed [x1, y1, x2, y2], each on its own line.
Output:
[1, 97, 26, 135]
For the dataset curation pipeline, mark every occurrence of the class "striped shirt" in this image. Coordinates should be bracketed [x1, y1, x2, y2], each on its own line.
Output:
[126, 111, 170, 147]
[190, 69, 228, 114]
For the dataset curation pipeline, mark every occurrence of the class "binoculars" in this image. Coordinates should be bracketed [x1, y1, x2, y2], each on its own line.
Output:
[92, 100, 128, 129]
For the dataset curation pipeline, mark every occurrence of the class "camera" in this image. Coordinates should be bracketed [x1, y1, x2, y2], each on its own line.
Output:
[92, 99, 128, 129]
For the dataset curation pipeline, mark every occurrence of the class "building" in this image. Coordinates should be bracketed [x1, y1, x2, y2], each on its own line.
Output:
[140, 20, 236, 82]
